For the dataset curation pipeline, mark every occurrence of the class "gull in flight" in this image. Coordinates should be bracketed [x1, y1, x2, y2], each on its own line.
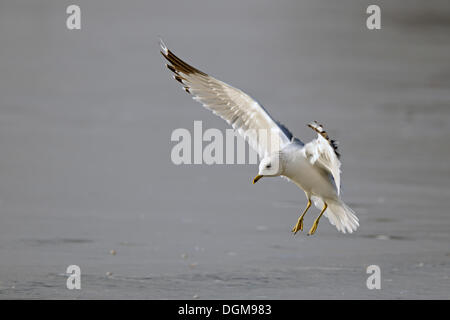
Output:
[160, 40, 359, 235]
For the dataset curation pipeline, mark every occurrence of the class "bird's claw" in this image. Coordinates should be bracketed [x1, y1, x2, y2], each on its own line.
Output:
[307, 222, 318, 236]
[291, 219, 303, 234]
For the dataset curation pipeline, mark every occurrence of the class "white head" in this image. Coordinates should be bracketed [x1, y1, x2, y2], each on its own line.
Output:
[253, 154, 283, 184]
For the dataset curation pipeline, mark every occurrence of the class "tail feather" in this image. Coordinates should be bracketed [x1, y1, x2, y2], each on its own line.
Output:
[312, 197, 359, 233]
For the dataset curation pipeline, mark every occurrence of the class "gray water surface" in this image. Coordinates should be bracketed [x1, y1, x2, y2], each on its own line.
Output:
[0, 0, 449, 299]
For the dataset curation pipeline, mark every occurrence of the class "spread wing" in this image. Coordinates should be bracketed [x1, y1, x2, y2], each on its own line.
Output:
[160, 40, 293, 157]
[304, 121, 342, 194]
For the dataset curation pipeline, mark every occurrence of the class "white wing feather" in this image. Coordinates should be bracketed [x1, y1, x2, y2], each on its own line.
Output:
[304, 121, 341, 194]
[160, 40, 291, 157]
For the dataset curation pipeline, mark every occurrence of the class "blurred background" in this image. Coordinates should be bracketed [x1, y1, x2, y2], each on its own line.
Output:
[0, 0, 449, 298]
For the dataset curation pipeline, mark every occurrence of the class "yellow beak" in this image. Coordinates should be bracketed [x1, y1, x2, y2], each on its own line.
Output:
[252, 175, 263, 184]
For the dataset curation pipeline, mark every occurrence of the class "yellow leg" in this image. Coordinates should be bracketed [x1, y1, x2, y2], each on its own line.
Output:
[308, 202, 328, 236]
[292, 199, 311, 234]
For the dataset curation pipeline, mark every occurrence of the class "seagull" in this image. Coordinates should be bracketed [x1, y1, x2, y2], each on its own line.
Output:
[160, 40, 359, 235]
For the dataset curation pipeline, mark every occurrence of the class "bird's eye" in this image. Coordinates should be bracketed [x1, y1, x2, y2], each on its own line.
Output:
[266, 164, 271, 169]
